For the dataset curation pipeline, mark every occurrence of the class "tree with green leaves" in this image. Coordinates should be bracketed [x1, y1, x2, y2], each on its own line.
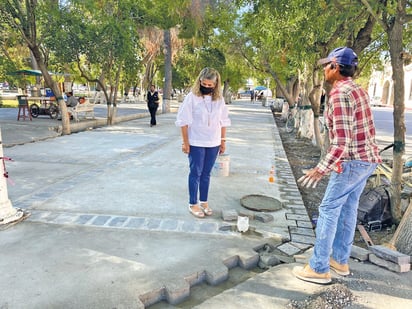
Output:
[136, 0, 193, 112]
[235, 0, 377, 144]
[42, 0, 143, 124]
[0, 0, 71, 133]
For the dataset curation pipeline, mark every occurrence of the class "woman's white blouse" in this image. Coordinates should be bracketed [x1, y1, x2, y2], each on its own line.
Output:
[175, 92, 231, 147]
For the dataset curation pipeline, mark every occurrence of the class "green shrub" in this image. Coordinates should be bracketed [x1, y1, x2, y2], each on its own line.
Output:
[0, 99, 18, 108]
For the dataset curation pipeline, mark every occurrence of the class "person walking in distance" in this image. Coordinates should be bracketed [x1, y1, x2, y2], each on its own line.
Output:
[147, 85, 160, 127]
[175, 67, 231, 218]
[293, 47, 382, 284]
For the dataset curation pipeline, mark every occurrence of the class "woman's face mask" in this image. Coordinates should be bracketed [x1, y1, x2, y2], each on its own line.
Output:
[200, 79, 215, 95]
[200, 84, 214, 95]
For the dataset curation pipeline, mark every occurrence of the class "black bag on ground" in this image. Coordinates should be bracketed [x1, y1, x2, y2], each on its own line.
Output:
[357, 186, 392, 227]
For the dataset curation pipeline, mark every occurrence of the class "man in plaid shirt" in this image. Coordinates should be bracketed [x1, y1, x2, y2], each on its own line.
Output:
[293, 47, 382, 284]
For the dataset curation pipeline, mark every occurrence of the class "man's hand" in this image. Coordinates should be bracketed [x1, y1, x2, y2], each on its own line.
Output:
[298, 168, 323, 188]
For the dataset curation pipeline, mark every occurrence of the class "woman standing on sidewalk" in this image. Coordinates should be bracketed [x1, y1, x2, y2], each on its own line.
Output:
[175, 67, 231, 218]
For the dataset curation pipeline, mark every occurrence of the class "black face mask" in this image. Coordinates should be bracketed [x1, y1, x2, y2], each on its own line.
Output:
[200, 85, 214, 95]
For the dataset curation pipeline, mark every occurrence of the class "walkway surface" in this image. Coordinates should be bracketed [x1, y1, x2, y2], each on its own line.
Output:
[0, 100, 411, 308]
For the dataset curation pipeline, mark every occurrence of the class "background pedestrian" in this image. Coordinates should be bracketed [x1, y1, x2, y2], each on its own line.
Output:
[147, 85, 160, 127]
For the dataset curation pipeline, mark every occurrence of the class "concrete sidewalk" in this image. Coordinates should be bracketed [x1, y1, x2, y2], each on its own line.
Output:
[0, 101, 411, 308]
[0, 102, 150, 147]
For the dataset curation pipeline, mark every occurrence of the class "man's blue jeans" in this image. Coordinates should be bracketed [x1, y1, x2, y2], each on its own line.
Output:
[309, 160, 378, 273]
[188, 145, 220, 205]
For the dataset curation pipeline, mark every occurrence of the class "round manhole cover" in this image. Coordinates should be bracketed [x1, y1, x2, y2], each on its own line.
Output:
[240, 194, 283, 212]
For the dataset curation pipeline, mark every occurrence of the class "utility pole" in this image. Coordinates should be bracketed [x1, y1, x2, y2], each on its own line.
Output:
[0, 130, 24, 225]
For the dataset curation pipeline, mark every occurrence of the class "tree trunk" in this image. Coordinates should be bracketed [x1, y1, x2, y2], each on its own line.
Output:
[31, 46, 70, 134]
[393, 200, 412, 255]
[298, 109, 314, 140]
[266, 65, 295, 106]
[298, 73, 313, 140]
[223, 79, 232, 104]
[388, 10, 406, 224]
[163, 28, 172, 113]
[309, 69, 324, 147]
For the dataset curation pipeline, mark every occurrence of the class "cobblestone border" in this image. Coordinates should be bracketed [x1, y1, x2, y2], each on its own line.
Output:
[271, 116, 316, 246]
[25, 209, 242, 236]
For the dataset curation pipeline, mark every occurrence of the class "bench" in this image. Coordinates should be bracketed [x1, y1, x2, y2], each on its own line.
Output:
[120, 94, 138, 104]
[70, 99, 95, 121]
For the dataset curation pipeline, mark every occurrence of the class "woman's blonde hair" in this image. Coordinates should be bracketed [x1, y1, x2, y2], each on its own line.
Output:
[192, 67, 223, 101]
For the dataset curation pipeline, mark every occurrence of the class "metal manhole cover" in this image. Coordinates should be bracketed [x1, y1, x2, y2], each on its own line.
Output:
[240, 194, 283, 212]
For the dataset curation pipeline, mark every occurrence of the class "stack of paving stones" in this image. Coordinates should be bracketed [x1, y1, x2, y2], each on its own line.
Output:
[351, 244, 411, 273]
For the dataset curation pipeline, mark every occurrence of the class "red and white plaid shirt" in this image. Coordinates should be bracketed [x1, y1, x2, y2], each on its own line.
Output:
[316, 77, 382, 174]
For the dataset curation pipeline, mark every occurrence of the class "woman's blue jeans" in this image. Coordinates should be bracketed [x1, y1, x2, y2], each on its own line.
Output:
[309, 160, 378, 273]
[188, 145, 220, 205]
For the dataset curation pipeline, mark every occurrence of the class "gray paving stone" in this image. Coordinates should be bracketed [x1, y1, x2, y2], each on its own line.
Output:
[285, 213, 309, 221]
[281, 187, 299, 191]
[125, 217, 146, 229]
[286, 220, 297, 227]
[160, 219, 179, 231]
[351, 245, 370, 261]
[238, 209, 256, 219]
[164, 278, 190, 305]
[180, 221, 197, 233]
[255, 213, 274, 223]
[287, 198, 305, 203]
[370, 245, 411, 265]
[108, 216, 128, 227]
[276, 242, 302, 256]
[290, 208, 308, 215]
[238, 252, 260, 269]
[289, 226, 315, 237]
[290, 234, 316, 245]
[297, 220, 313, 228]
[146, 218, 162, 230]
[91, 215, 111, 226]
[205, 264, 229, 285]
[185, 270, 207, 287]
[219, 223, 234, 231]
[222, 209, 238, 221]
[74, 214, 94, 225]
[283, 200, 305, 206]
[369, 254, 411, 273]
[199, 222, 218, 233]
[290, 242, 312, 251]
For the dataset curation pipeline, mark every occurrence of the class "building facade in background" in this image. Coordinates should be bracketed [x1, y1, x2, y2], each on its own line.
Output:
[368, 61, 412, 109]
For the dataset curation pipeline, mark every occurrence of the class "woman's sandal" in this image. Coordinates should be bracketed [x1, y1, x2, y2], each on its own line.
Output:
[199, 202, 213, 216]
[189, 204, 205, 218]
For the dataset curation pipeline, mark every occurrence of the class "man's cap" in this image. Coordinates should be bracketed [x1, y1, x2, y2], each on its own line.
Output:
[318, 47, 358, 66]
